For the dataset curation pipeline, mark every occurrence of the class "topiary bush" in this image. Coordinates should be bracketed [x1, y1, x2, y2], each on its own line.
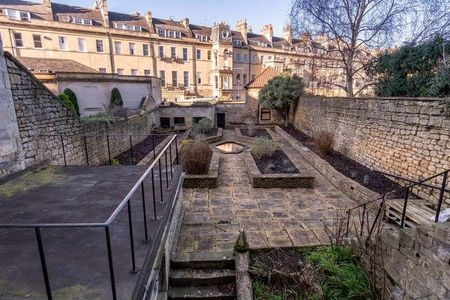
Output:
[180, 141, 213, 175]
[110, 87, 123, 107]
[251, 137, 281, 159]
[63, 88, 80, 116]
[191, 118, 212, 136]
[57, 93, 76, 114]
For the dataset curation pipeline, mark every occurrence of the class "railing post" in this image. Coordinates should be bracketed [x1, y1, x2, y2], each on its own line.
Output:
[60, 135, 67, 166]
[129, 135, 134, 166]
[151, 168, 157, 219]
[164, 150, 169, 189]
[401, 187, 410, 228]
[175, 135, 179, 165]
[360, 204, 366, 236]
[169, 142, 173, 178]
[345, 210, 350, 238]
[105, 226, 117, 300]
[141, 182, 148, 241]
[35, 227, 52, 300]
[435, 171, 448, 223]
[158, 158, 164, 203]
[127, 201, 137, 272]
[84, 135, 89, 166]
[107, 135, 112, 166]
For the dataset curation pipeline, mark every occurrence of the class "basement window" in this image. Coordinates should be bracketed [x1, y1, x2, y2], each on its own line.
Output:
[174, 117, 185, 126]
[260, 109, 271, 121]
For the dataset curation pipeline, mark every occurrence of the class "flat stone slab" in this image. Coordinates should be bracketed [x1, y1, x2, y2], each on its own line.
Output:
[0, 165, 182, 300]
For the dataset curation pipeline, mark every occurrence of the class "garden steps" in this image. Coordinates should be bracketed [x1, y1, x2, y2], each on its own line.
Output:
[169, 251, 236, 300]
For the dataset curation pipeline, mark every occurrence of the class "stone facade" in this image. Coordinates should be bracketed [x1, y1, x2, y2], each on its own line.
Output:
[291, 97, 450, 205]
[1, 51, 150, 179]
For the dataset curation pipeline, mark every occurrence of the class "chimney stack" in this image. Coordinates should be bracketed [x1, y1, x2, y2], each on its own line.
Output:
[236, 19, 249, 41]
[261, 24, 273, 42]
[97, 0, 109, 27]
[43, 0, 53, 21]
[282, 24, 293, 44]
[182, 18, 189, 28]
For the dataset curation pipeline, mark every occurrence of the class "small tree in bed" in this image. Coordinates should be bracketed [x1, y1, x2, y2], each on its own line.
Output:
[259, 75, 304, 126]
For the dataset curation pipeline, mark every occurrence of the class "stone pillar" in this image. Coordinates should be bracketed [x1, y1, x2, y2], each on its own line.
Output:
[0, 41, 25, 178]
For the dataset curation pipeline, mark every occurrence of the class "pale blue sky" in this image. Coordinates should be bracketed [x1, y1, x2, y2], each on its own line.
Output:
[39, 0, 293, 36]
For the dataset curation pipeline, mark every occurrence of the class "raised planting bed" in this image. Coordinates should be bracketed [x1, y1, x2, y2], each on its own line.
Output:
[281, 125, 404, 198]
[239, 128, 272, 139]
[183, 151, 220, 188]
[188, 127, 223, 143]
[243, 150, 314, 188]
[114, 134, 168, 165]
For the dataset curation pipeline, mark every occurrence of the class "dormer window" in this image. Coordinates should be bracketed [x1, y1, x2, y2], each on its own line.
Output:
[257, 41, 269, 47]
[233, 39, 243, 47]
[73, 17, 92, 25]
[113, 23, 143, 32]
[4, 9, 31, 21]
[195, 34, 209, 42]
[157, 28, 182, 39]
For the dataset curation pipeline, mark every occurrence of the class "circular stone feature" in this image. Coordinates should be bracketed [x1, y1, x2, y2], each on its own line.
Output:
[215, 141, 247, 154]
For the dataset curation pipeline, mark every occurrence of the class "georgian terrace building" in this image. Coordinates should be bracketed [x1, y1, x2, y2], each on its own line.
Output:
[0, 0, 371, 102]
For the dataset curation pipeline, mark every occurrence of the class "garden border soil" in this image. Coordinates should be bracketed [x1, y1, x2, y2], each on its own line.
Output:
[183, 150, 220, 188]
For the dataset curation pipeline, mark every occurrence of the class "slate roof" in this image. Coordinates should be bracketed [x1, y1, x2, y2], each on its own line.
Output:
[245, 67, 279, 89]
[18, 56, 98, 73]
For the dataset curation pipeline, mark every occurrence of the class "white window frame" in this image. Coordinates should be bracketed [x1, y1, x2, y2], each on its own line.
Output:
[78, 38, 87, 52]
[144, 69, 151, 76]
[183, 48, 188, 61]
[183, 71, 189, 87]
[99, 68, 107, 73]
[5, 9, 31, 21]
[96, 39, 104, 53]
[13, 32, 23, 47]
[197, 72, 202, 85]
[114, 41, 121, 54]
[59, 36, 68, 51]
[131, 69, 138, 76]
[196, 49, 201, 60]
[129, 43, 136, 55]
[32, 34, 42, 48]
[159, 46, 164, 58]
[117, 68, 124, 75]
[171, 47, 176, 59]
[143, 44, 149, 56]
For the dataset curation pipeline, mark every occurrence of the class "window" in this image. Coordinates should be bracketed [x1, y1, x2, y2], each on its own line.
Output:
[32, 34, 42, 48]
[96, 40, 104, 53]
[157, 29, 181, 39]
[144, 69, 151, 76]
[260, 109, 271, 121]
[5, 9, 30, 21]
[159, 46, 164, 58]
[114, 41, 121, 54]
[172, 71, 177, 86]
[113, 23, 143, 31]
[260, 55, 264, 63]
[197, 72, 202, 84]
[183, 71, 189, 87]
[243, 74, 247, 85]
[78, 38, 87, 52]
[183, 48, 188, 61]
[214, 76, 219, 89]
[233, 39, 243, 47]
[252, 55, 257, 64]
[131, 69, 138, 76]
[171, 47, 176, 59]
[99, 68, 107, 73]
[160, 70, 166, 86]
[143, 44, 149, 56]
[236, 73, 241, 83]
[207, 51, 211, 60]
[73, 18, 92, 25]
[117, 68, 124, 75]
[235, 53, 241, 63]
[13, 32, 23, 47]
[195, 34, 208, 42]
[59, 36, 68, 50]
[129, 43, 136, 55]
[174, 117, 185, 126]
[243, 54, 248, 63]
[196, 49, 201, 60]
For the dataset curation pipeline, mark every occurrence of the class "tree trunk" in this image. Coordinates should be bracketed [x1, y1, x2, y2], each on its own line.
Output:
[346, 54, 354, 97]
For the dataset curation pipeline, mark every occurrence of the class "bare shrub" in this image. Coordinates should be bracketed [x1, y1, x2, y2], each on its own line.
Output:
[180, 141, 212, 175]
[314, 131, 335, 155]
[251, 138, 281, 159]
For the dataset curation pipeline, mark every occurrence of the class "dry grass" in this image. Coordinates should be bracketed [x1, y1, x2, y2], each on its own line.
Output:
[180, 141, 212, 175]
[314, 131, 335, 156]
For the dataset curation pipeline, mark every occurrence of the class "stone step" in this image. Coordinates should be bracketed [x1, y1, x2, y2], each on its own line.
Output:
[170, 268, 236, 287]
[171, 251, 235, 269]
[168, 284, 236, 300]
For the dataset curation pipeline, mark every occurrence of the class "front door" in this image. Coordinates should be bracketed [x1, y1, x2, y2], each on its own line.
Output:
[216, 113, 225, 129]
[160, 117, 170, 128]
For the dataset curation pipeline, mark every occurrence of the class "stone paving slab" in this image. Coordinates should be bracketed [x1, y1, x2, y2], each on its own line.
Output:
[176, 129, 356, 253]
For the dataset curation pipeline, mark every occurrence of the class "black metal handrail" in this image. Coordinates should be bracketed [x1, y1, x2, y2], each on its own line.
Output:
[346, 168, 449, 238]
[0, 135, 181, 300]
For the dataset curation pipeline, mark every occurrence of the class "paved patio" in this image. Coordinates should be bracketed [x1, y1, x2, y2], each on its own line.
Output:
[176, 129, 356, 253]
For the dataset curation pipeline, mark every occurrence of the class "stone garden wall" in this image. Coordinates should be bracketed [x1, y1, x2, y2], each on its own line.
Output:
[1, 51, 149, 179]
[291, 97, 450, 205]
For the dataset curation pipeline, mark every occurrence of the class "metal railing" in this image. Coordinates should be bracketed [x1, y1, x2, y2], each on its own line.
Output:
[39, 133, 169, 166]
[346, 168, 449, 239]
[0, 135, 181, 300]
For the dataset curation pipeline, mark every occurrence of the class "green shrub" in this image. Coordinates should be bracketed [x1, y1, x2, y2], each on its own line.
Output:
[110, 87, 123, 107]
[251, 138, 281, 159]
[57, 93, 76, 114]
[180, 141, 212, 175]
[63, 88, 80, 116]
[191, 118, 212, 136]
[308, 246, 374, 299]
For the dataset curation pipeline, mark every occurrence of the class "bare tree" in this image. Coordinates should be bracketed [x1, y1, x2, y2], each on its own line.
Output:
[290, 0, 415, 97]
